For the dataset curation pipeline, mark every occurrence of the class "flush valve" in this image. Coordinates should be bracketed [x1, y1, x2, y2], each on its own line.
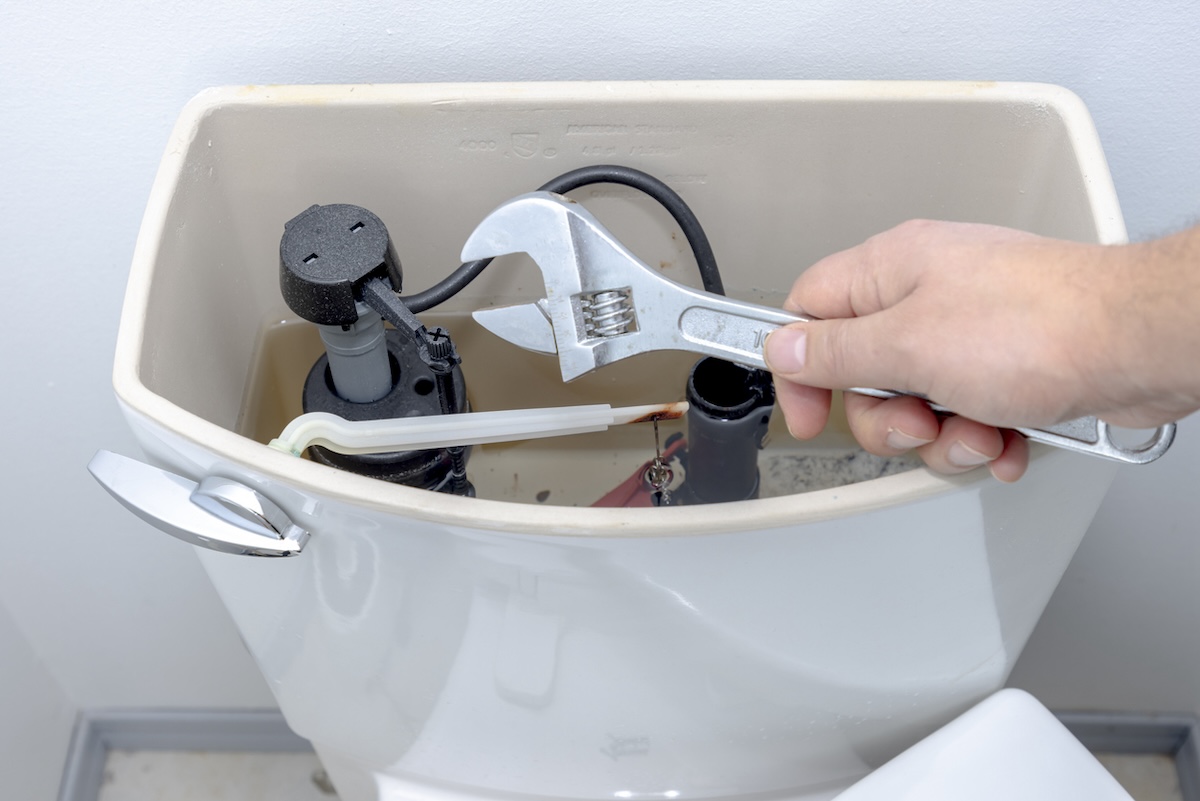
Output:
[280, 204, 472, 494]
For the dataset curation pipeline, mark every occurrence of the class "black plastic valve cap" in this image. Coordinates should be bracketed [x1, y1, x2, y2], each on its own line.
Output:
[280, 204, 403, 326]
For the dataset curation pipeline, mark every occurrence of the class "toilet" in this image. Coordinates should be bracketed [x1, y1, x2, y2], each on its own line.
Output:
[834, 689, 1133, 801]
[92, 82, 1130, 800]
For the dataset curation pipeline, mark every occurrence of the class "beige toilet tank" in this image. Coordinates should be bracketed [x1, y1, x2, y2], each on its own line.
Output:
[104, 82, 1122, 801]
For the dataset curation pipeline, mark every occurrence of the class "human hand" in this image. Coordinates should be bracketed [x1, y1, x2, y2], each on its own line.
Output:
[764, 220, 1200, 481]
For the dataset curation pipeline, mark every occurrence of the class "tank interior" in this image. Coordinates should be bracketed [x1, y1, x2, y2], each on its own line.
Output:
[134, 87, 1101, 505]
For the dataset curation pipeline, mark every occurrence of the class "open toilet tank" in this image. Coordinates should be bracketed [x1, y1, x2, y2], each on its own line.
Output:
[110, 82, 1123, 800]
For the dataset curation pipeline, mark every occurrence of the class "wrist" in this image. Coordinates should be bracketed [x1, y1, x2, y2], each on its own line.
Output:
[1107, 228, 1200, 417]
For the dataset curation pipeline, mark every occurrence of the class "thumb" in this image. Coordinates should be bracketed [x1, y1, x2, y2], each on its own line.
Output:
[764, 316, 909, 392]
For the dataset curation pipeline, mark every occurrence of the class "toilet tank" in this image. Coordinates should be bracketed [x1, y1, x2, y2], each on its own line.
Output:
[108, 82, 1122, 800]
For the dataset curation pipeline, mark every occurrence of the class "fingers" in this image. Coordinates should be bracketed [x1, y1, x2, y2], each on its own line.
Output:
[783, 221, 933, 319]
[988, 429, 1030, 483]
[768, 320, 1031, 480]
[765, 315, 919, 397]
[785, 220, 1038, 319]
[772, 378, 832, 440]
[843, 393, 938, 455]
[766, 218, 1047, 481]
[841, 393, 1031, 480]
[914, 415, 1005, 474]
[784, 245, 878, 319]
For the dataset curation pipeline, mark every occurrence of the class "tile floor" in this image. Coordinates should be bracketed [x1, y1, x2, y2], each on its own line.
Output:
[1096, 753, 1185, 801]
[95, 750, 1185, 801]
[97, 751, 334, 801]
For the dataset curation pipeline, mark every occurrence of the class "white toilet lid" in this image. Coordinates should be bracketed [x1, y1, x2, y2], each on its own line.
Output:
[833, 689, 1133, 801]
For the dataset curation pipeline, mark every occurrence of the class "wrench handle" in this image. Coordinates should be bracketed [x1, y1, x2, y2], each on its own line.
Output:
[674, 301, 1175, 465]
[675, 302, 808, 368]
[846, 388, 1176, 465]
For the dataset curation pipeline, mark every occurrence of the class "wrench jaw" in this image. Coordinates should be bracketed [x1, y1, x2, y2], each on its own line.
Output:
[470, 299, 632, 381]
[555, 324, 604, 382]
[563, 285, 655, 381]
[460, 192, 581, 275]
[470, 301, 559, 355]
[464, 191, 795, 379]
[462, 192, 590, 380]
[462, 191, 664, 382]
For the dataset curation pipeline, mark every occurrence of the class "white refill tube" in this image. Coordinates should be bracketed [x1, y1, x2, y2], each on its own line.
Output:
[269, 402, 688, 457]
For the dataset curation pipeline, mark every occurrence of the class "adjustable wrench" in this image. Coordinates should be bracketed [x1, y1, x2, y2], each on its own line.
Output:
[463, 191, 1174, 465]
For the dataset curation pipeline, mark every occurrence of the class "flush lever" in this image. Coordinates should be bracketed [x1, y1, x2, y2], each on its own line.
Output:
[88, 450, 308, 557]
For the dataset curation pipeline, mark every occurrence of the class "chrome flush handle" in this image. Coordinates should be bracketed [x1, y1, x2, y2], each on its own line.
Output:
[88, 450, 308, 557]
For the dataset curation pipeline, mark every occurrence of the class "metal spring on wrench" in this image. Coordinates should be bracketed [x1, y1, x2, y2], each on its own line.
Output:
[580, 288, 636, 338]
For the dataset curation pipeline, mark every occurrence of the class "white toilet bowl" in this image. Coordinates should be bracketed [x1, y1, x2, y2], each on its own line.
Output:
[99, 82, 1128, 800]
[834, 689, 1133, 801]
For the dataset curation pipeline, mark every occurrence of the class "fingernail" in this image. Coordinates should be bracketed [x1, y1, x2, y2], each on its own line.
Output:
[947, 441, 993, 468]
[886, 428, 934, 451]
[989, 463, 1019, 483]
[764, 328, 806, 373]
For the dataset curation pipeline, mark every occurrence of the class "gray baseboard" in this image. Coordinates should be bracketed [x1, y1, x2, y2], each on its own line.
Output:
[1057, 710, 1200, 801]
[58, 707, 1200, 801]
[56, 709, 312, 801]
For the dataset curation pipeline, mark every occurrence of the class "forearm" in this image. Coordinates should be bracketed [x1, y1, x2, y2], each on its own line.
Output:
[1102, 225, 1200, 426]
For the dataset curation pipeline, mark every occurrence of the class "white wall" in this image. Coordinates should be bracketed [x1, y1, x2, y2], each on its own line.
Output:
[0, 600, 76, 798]
[0, 0, 1197, 723]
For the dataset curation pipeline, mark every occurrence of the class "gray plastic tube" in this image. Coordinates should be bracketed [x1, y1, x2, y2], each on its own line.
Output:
[680, 358, 775, 504]
[317, 302, 392, 403]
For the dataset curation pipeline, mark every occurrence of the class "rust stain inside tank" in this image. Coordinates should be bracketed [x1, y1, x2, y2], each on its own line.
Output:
[630, 401, 689, 424]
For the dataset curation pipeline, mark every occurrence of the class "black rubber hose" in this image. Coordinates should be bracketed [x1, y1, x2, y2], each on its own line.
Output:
[399, 164, 724, 312]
